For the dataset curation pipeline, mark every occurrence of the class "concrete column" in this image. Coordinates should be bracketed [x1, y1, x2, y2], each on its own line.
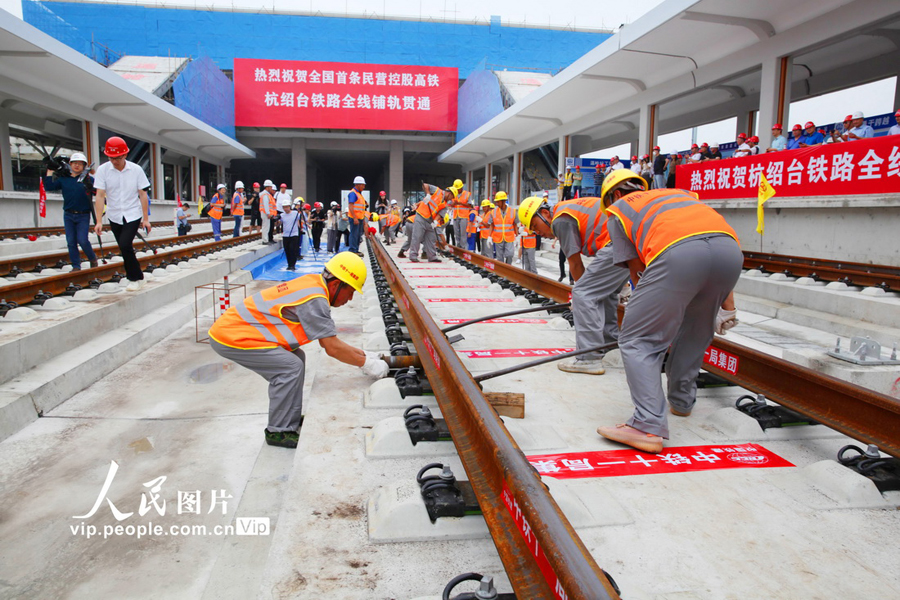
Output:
[0, 119, 12, 191]
[83, 120, 100, 170]
[150, 143, 165, 200]
[758, 56, 793, 148]
[486, 163, 493, 197]
[510, 152, 521, 204]
[556, 135, 567, 180]
[291, 137, 307, 200]
[389, 139, 403, 203]
[190, 156, 199, 203]
[638, 104, 658, 155]
[736, 111, 753, 139]
[569, 135, 592, 157]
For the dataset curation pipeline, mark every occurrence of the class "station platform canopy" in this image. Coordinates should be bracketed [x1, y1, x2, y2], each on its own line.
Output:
[0, 10, 253, 166]
[440, 0, 900, 170]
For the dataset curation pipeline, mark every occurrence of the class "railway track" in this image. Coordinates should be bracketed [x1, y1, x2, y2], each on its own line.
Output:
[0, 228, 250, 276]
[0, 233, 261, 308]
[367, 236, 620, 600]
[743, 251, 900, 292]
[0, 217, 235, 240]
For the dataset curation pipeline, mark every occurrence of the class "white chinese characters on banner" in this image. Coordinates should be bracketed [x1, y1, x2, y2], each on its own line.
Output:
[264, 91, 433, 111]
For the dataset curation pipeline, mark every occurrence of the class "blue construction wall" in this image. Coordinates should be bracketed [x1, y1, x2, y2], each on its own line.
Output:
[23, 1, 609, 75]
[172, 56, 235, 138]
[456, 62, 505, 140]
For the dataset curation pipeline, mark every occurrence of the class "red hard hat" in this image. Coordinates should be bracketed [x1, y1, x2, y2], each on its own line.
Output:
[379, 190, 386, 196]
[772, 124, 782, 130]
[653, 146, 660, 151]
[253, 182, 260, 188]
[631, 155, 637, 161]
[749, 136, 759, 143]
[314, 202, 322, 208]
[104, 136, 129, 157]
[895, 110, 900, 117]
[280, 183, 287, 188]
[804, 121, 815, 128]
[27, 234, 37, 242]
[792, 124, 802, 131]
[737, 133, 747, 139]
[303, 203, 311, 210]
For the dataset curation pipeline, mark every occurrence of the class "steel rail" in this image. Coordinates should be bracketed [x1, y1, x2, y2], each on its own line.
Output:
[743, 251, 900, 291]
[369, 237, 619, 600]
[445, 245, 900, 459]
[0, 217, 235, 240]
[0, 233, 261, 306]
[0, 228, 249, 275]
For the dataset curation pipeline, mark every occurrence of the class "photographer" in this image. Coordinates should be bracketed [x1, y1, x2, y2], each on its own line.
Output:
[43, 152, 99, 270]
[176, 202, 191, 236]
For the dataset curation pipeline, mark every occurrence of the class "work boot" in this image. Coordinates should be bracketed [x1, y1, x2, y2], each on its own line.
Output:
[409, 258, 420, 263]
[558, 275, 565, 282]
[428, 257, 442, 263]
[669, 404, 692, 417]
[597, 424, 663, 454]
[569, 277, 575, 285]
[398, 251, 406, 258]
[89, 260, 99, 268]
[421, 252, 427, 259]
[558, 358, 605, 375]
[265, 429, 299, 449]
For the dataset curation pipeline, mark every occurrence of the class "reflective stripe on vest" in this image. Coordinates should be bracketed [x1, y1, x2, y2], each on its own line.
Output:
[606, 189, 739, 266]
[349, 189, 366, 219]
[208, 274, 329, 350]
[521, 233, 536, 248]
[261, 192, 277, 216]
[551, 197, 609, 257]
[209, 193, 225, 220]
[231, 192, 244, 216]
[491, 206, 515, 243]
[453, 190, 471, 219]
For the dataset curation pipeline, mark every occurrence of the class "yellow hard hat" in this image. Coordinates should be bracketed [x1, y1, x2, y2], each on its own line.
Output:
[600, 170, 647, 209]
[325, 252, 367, 294]
[517, 196, 548, 229]
[494, 191, 508, 201]
[371, 213, 380, 222]
[481, 199, 492, 208]
[445, 186, 459, 198]
[453, 179, 464, 189]
[294, 196, 304, 203]
[489, 202, 496, 209]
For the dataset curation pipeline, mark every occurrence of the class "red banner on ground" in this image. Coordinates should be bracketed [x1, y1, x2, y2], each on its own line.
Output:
[427, 298, 512, 303]
[527, 444, 793, 479]
[441, 318, 547, 325]
[234, 59, 458, 131]
[675, 135, 900, 199]
[460, 348, 573, 358]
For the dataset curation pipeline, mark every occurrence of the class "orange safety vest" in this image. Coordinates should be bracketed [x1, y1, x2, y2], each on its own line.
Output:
[209, 193, 225, 220]
[521, 231, 536, 248]
[479, 210, 492, 239]
[490, 205, 515, 243]
[466, 218, 476, 234]
[416, 189, 446, 220]
[551, 197, 610, 257]
[452, 190, 471, 219]
[349, 189, 367, 219]
[385, 214, 401, 228]
[208, 274, 329, 351]
[261, 191, 277, 217]
[231, 192, 244, 216]
[606, 189, 739, 266]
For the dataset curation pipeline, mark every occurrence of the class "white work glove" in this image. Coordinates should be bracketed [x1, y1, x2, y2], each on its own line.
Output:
[361, 352, 390, 379]
[715, 308, 738, 335]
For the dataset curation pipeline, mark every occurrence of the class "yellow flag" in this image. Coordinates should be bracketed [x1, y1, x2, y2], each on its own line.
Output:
[198, 196, 204, 216]
[756, 173, 776, 235]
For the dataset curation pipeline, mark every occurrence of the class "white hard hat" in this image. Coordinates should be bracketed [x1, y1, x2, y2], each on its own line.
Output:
[70, 152, 87, 163]
[852, 111, 864, 119]
[353, 176, 366, 185]
[234, 180, 244, 189]
[390, 199, 397, 204]
[330, 201, 338, 207]
[263, 179, 274, 187]
[281, 198, 292, 206]
[216, 183, 226, 190]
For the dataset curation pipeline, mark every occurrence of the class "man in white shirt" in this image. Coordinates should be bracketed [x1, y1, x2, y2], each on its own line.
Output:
[92, 136, 151, 291]
[844, 111, 875, 141]
[275, 183, 292, 215]
[889, 110, 900, 136]
[629, 156, 641, 174]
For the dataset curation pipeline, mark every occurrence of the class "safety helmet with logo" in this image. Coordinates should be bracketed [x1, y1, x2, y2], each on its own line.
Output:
[104, 136, 129, 157]
[517, 196, 550, 230]
[235, 181, 244, 189]
[480, 199, 492, 208]
[353, 176, 366, 185]
[325, 252, 366, 294]
[600, 170, 648, 210]
[453, 179, 464, 190]
[70, 152, 88, 164]
[263, 179, 274, 188]
[216, 183, 226, 190]
[494, 191, 508, 202]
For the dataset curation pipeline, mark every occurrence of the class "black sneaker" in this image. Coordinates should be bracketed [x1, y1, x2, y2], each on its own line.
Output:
[265, 429, 299, 448]
[558, 275, 565, 282]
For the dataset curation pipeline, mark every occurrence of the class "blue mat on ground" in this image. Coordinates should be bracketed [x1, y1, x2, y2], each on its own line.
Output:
[245, 238, 345, 281]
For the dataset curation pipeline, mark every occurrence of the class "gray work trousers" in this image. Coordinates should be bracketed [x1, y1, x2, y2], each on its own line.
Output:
[522, 246, 537, 274]
[572, 246, 630, 361]
[209, 339, 306, 432]
[408, 217, 437, 260]
[384, 223, 395, 244]
[494, 240, 513, 264]
[620, 235, 743, 438]
[400, 222, 413, 252]
[453, 218, 468, 248]
[480, 236, 492, 257]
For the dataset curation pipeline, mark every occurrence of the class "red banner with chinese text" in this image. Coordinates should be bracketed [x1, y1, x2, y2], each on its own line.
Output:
[234, 59, 458, 131]
[675, 135, 900, 199]
[38, 178, 47, 218]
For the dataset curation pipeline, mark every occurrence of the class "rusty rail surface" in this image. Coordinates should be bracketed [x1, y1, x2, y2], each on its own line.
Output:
[743, 251, 900, 291]
[445, 245, 900, 459]
[369, 237, 618, 600]
[0, 217, 235, 240]
[0, 233, 261, 306]
[0, 228, 250, 275]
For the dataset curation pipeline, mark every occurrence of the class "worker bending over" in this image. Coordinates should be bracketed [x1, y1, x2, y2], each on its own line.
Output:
[518, 194, 629, 375]
[597, 170, 740, 453]
[208, 252, 389, 448]
[488, 191, 517, 264]
[406, 182, 453, 262]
